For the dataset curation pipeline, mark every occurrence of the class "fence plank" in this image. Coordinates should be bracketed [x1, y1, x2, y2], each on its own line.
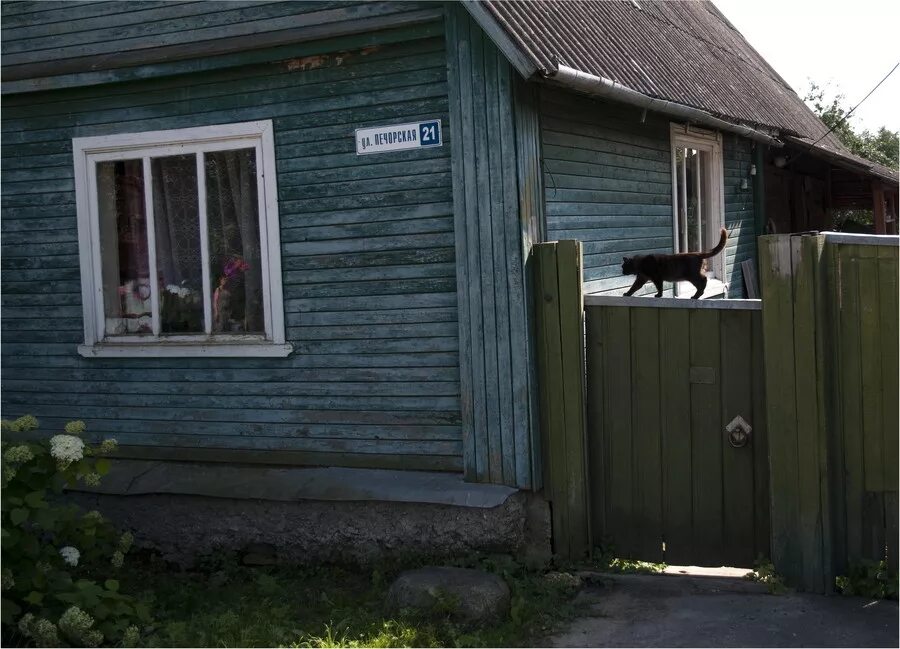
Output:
[557, 239, 591, 557]
[585, 307, 606, 544]
[720, 308, 756, 567]
[604, 306, 635, 558]
[689, 308, 724, 565]
[660, 308, 693, 564]
[857, 245, 883, 495]
[536, 243, 568, 557]
[838, 244, 865, 563]
[751, 310, 771, 561]
[877, 245, 899, 493]
[759, 235, 803, 585]
[792, 235, 826, 593]
[632, 307, 664, 562]
[533, 241, 590, 559]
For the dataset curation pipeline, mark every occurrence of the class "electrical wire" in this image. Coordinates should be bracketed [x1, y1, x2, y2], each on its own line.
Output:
[789, 61, 899, 166]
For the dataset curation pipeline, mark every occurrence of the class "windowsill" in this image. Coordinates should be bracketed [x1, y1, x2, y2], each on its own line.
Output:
[674, 278, 727, 299]
[77, 342, 294, 358]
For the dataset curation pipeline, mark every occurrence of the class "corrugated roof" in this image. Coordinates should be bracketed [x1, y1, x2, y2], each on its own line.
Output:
[477, 0, 897, 182]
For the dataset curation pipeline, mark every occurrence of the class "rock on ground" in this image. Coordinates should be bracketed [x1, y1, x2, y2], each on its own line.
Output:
[386, 566, 511, 623]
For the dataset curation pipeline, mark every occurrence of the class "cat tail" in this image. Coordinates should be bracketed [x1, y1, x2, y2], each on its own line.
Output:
[699, 227, 728, 259]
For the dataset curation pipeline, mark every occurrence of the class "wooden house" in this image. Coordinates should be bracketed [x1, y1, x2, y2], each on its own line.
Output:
[2, 0, 895, 557]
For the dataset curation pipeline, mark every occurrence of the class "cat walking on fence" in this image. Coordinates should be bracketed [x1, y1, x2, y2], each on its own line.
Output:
[621, 227, 727, 299]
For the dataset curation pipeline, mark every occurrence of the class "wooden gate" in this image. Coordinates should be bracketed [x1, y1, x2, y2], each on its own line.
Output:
[584, 296, 770, 567]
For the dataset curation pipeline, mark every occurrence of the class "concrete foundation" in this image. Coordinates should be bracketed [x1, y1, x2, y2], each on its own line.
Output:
[66, 461, 551, 566]
[70, 490, 550, 567]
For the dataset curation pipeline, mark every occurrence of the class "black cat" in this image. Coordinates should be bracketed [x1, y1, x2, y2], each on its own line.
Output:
[622, 228, 727, 299]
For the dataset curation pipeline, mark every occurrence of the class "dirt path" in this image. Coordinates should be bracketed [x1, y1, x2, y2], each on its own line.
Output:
[545, 572, 899, 648]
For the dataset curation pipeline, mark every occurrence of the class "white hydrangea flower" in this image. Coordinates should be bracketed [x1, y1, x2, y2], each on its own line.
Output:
[99, 438, 118, 454]
[59, 546, 80, 567]
[49, 434, 85, 468]
[83, 629, 104, 647]
[17, 612, 34, 636]
[83, 472, 101, 487]
[3, 445, 34, 464]
[122, 625, 141, 648]
[58, 606, 97, 644]
[30, 619, 60, 647]
[118, 531, 134, 553]
[64, 420, 86, 435]
[2, 568, 14, 590]
[111, 550, 125, 569]
[83, 510, 104, 523]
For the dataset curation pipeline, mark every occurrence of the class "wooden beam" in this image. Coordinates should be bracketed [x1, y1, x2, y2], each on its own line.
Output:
[872, 181, 887, 234]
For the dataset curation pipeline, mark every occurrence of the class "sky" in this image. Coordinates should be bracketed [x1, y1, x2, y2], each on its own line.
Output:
[714, 0, 900, 133]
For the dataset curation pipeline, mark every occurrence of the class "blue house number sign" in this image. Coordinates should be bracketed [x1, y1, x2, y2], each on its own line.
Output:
[355, 119, 442, 155]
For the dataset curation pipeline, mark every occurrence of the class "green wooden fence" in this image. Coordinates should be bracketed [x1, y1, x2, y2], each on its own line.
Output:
[535, 234, 897, 588]
[584, 296, 769, 567]
[533, 240, 591, 559]
[760, 233, 898, 592]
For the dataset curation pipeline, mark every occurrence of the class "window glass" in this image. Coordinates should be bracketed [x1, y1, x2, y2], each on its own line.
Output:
[151, 154, 204, 334]
[97, 159, 151, 336]
[205, 149, 264, 334]
[674, 146, 714, 254]
[75, 121, 286, 355]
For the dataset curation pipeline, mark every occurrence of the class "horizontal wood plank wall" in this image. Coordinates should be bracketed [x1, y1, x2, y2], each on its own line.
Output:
[722, 134, 756, 298]
[445, 5, 537, 488]
[540, 90, 757, 298]
[1, 24, 464, 471]
[1, 1, 441, 90]
[541, 90, 672, 297]
[534, 241, 590, 558]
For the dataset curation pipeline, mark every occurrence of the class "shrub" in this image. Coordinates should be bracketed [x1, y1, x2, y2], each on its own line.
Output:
[1, 415, 149, 646]
[835, 560, 898, 600]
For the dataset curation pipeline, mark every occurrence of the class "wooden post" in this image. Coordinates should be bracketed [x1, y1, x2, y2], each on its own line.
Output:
[872, 181, 886, 234]
[759, 234, 831, 592]
[533, 240, 591, 559]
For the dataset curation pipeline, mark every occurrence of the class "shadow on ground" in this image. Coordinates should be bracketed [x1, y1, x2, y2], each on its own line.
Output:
[546, 570, 899, 648]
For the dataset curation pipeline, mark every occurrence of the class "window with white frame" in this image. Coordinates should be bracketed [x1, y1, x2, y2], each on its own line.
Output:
[670, 124, 726, 296]
[73, 121, 289, 357]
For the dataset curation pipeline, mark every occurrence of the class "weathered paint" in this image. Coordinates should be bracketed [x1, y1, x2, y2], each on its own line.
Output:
[445, 5, 537, 488]
[540, 90, 756, 298]
[1, 23, 463, 471]
[722, 134, 757, 297]
[1, 1, 443, 92]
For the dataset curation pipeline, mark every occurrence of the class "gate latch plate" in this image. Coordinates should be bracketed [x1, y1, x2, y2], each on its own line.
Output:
[726, 415, 752, 448]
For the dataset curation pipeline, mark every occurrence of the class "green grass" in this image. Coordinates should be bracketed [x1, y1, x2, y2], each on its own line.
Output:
[120, 552, 584, 648]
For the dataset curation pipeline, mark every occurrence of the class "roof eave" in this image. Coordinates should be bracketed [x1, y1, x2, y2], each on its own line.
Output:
[460, 0, 541, 79]
[548, 64, 783, 147]
[783, 136, 899, 184]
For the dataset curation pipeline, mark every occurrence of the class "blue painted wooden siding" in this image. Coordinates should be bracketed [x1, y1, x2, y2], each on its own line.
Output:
[722, 134, 757, 297]
[541, 90, 756, 298]
[1, 2, 442, 93]
[541, 90, 673, 296]
[1, 25, 463, 470]
[445, 6, 538, 488]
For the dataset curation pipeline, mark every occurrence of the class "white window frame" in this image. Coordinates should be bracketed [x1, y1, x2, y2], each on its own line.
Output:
[73, 120, 291, 357]
[670, 124, 727, 298]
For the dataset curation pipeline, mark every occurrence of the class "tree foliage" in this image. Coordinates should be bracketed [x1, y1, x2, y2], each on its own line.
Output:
[804, 81, 899, 170]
